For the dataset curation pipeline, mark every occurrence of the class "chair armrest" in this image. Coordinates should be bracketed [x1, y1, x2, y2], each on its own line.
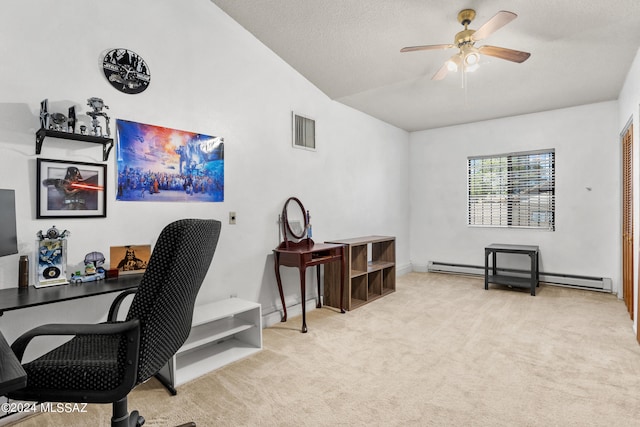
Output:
[108, 288, 138, 321]
[11, 319, 140, 362]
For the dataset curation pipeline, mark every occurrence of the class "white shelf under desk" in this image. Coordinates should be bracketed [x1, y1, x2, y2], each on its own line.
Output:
[156, 298, 262, 393]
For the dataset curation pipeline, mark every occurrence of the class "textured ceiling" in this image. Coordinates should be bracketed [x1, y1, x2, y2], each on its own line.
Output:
[210, 0, 640, 131]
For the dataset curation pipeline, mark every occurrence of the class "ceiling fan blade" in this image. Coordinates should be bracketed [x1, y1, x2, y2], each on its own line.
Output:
[479, 45, 531, 63]
[432, 54, 461, 80]
[472, 10, 517, 41]
[432, 62, 450, 80]
[400, 44, 454, 53]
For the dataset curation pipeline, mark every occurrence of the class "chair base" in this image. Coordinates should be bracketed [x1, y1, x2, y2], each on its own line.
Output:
[112, 397, 144, 427]
[112, 396, 194, 427]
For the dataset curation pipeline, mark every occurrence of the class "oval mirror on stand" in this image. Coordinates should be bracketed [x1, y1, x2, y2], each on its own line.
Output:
[280, 197, 311, 248]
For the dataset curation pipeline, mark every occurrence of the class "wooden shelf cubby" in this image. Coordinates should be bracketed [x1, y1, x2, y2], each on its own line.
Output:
[324, 236, 395, 311]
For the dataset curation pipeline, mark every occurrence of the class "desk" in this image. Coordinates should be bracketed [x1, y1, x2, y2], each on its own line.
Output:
[0, 275, 141, 316]
[484, 244, 540, 296]
[273, 240, 345, 333]
[0, 332, 26, 395]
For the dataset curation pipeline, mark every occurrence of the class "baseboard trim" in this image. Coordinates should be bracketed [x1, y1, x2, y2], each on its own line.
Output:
[262, 266, 412, 328]
[396, 262, 412, 277]
[421, 261, 612, 292]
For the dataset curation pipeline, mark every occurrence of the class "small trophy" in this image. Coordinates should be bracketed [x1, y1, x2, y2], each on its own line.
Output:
[35, 226, 70, 288]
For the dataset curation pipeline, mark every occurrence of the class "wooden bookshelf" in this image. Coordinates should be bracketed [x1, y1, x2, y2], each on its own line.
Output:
[323, 236, 395, 310]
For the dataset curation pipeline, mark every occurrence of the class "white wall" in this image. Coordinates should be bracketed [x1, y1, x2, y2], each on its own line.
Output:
[409, 101, 620, 292]
[618, 47, 640, 333]
[0, 0, 633, 349]
[0, 0, 410, 344]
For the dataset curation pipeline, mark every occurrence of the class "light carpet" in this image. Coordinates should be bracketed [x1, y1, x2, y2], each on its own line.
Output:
[7, 272, 640, 426]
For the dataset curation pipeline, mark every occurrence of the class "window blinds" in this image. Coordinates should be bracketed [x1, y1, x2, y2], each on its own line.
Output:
[468, 149, 555, 230]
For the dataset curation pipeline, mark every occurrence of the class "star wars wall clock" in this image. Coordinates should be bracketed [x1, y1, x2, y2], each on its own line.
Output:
[102, 48, 151, 94]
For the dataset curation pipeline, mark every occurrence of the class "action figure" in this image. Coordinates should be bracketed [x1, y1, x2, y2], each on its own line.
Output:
[86, 97, 111, 137]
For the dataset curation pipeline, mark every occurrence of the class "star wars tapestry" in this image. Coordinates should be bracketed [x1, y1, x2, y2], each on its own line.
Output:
[115, 119, 224, 202]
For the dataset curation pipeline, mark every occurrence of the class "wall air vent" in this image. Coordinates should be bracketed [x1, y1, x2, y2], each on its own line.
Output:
[292, 112, 315, 151]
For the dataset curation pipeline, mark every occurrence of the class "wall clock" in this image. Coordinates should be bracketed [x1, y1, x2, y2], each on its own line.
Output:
[102, 48, 151, 94]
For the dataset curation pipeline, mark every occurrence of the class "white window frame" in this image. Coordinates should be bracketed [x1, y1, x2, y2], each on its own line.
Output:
[467, 149, 555, 230]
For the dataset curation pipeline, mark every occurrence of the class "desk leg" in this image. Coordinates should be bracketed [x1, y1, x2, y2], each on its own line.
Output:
[155, 373, 177, 396]
[273, 252, 288, 322]
[299, 267, 308, 333]
[316, 265, 322, 309]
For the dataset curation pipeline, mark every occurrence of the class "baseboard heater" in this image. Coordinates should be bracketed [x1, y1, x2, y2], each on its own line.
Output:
[426, 261, 612, 292]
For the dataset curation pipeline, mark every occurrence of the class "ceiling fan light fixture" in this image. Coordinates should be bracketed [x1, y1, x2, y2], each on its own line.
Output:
[465, 62, 479, 73]
[459, 46, 480, 73]
[464, 53, 480, 72]
[465, 52, 479, 66]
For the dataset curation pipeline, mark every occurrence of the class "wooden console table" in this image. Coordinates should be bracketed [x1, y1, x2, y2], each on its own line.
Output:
[273, 239, 345, 333]
[484, 243, 539, 296]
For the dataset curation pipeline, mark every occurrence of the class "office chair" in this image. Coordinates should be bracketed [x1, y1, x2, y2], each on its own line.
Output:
[8, 218, 222, 427]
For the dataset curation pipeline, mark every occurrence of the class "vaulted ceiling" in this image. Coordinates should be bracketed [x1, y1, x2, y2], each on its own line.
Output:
[211, 0, 640, 131]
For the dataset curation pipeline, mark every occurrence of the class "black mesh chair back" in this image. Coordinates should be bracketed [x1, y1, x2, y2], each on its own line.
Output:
[127, 218, 221, 384]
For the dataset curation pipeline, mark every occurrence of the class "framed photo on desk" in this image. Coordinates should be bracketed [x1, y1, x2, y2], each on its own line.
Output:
[110, 244, 150, 276]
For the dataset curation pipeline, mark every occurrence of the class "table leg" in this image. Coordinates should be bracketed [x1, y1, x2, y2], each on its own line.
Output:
[536, 251, 540, 287]
[530, 252, 536, 296]
[299, 266, 308, 333]
[273, 252, 287, 322]
[484, 249, 490, 290]
[316, 265, 322, 309]
[492, 250, 497, 276]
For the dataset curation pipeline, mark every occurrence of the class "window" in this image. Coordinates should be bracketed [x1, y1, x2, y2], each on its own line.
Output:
[468, 149, 555, 230]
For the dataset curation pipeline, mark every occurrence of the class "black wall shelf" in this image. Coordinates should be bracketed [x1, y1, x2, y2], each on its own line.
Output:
[36, 128, 114, 161]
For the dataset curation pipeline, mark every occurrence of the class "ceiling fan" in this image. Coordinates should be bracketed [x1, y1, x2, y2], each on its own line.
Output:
[400, 9, 531, 80]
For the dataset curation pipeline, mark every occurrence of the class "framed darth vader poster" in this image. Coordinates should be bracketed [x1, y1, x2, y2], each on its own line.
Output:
[36, 158, 107, 218]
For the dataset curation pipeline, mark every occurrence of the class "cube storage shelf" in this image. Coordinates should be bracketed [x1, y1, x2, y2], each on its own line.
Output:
[157, 298, 262, 391]
[324, 236, 395, 310]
